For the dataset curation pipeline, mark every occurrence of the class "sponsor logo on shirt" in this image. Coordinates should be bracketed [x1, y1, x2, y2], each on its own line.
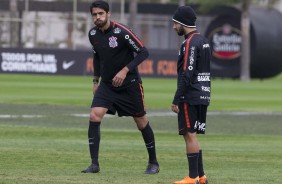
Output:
[198, 75, 210, 81]
[188, 46, 195, 70]
[200, 96, 210, 100]
[203, 44, 210, 48]
[201, 86, 210, 92]
[197, 72, 210, 81]
[125, 35, 140, 51]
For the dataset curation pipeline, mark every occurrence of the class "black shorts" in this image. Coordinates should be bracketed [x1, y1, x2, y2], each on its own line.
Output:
[91, 80, 146, 117]
[178, 102, 208, 135]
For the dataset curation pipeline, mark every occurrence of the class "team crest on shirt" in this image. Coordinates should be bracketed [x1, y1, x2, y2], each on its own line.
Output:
[109, 36, 118, 48]
[90, 30, 96, 35]
[113, 27, 121, 34]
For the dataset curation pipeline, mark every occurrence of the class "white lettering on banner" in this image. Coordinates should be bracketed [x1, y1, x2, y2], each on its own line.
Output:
[1, 52, 57, 73]
[209, 24, 242, 59]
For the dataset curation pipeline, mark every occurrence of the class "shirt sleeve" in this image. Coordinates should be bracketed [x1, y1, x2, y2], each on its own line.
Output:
[93, 47, 100, 77]
[88, 29, 100, 78]
[120, 26, 149, 71]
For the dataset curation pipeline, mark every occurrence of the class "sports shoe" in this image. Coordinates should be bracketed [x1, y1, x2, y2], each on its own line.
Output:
[199, 175, 208, 184]
[174, 176, 199, 184]
[144, 163, 160, 174]
[81, 164, 100, 173]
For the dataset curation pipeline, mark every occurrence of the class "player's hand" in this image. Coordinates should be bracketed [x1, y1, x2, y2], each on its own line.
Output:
[112, 67, 129, 87]
[171, 104, 179, 113]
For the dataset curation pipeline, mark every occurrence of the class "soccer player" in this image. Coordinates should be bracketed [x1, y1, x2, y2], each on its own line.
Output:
[171, 6, 211, 184]
[81, 0, 159, 174]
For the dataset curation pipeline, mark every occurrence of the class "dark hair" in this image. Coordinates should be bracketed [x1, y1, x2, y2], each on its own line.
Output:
[90, 1, 109, 13]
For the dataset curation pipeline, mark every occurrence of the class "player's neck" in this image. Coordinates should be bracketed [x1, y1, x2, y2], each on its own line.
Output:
[100, 21, 111, 32]
[184, 27, 196, 35]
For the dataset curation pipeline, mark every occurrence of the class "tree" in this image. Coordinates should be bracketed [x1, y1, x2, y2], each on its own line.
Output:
[10, 0, 19, 47]
[129, 0, 138, 31]
[240, 0, 251, 81]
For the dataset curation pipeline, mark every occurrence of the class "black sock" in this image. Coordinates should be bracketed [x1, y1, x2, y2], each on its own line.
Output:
[88, 121, 101, 166]
[140, 122, 158, 164]
[198, 150, 205, 177]
[187, 153, 199, 178]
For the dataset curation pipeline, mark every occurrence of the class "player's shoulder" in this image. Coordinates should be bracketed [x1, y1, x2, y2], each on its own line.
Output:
[88, 26, 98, 37]
[112, 21, 133, 35]
[190, 33, 209, 46]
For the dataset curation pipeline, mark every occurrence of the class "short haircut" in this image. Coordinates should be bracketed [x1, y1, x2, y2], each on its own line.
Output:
[90, 1, 109, 13]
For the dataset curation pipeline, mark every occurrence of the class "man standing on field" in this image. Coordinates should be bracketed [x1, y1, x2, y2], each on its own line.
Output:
[171, 6, 211, 184]
[81, 0, 159, 175]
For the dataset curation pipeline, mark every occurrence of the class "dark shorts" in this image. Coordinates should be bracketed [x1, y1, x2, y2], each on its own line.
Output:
[91, 80, 146, 117]
[178, 102, 208, 135]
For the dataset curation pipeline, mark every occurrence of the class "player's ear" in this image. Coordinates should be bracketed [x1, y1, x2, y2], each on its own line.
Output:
[107, 11, 111, 18]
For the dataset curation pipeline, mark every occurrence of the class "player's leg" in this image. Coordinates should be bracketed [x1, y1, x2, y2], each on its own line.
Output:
[114, 80, 159, 174]
[197, 105, 208, 184]
[82, 107, 107, 173]
[184, 132, 200, 179]
[82, 82, 113, 173]
[174, 103, 200, 184]
[134, 115, 159, 174]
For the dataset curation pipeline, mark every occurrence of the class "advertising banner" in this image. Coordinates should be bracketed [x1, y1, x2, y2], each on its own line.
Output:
[0, 48, 91, 75]
[0, 48, 178, 78]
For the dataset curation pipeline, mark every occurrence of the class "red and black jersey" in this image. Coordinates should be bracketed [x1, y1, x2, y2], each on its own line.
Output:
[173, 30, 211, 105]
[88, 21, 148, 87]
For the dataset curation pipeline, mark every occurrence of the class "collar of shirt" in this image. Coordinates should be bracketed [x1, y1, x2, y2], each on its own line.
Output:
[100, 21, 114, 34]
[184, 30, 198, 39]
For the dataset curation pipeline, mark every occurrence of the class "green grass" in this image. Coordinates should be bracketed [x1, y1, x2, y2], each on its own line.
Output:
[0, 107, 281, 184]
[0, 74, 282, 183]
[1, 73, 282, 112]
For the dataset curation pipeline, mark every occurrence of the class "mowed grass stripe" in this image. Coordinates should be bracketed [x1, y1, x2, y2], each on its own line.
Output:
[1, 73, 282, 111]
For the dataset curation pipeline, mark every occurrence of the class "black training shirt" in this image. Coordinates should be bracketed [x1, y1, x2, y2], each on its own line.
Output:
[88, 21, 148, 87]
[173, 30, 211, 105]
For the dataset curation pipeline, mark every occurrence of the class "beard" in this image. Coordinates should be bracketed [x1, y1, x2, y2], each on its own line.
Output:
[95, 16, 108, 28]
[176, 26, 185, 36]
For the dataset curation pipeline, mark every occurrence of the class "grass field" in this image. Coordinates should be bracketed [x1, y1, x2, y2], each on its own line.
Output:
[0, 74, 282, 184]
[1, 73, 282, 111]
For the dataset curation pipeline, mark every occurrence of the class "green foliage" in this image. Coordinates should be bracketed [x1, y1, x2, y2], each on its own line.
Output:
[190, 0, 240, 13]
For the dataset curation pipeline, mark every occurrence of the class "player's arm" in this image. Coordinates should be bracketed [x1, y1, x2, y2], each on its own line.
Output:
[125, 33, 149, 72]
[112, 24, 148, 87]
[88, 29, 100, 93]
[92, 49, 101, 94]
[172, 39, 198, 105]
[112, 44, 148, 87]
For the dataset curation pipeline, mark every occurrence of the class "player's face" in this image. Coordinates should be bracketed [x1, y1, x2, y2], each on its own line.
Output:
[173, 22, 185, 36]
[91, 7, 110, 28]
